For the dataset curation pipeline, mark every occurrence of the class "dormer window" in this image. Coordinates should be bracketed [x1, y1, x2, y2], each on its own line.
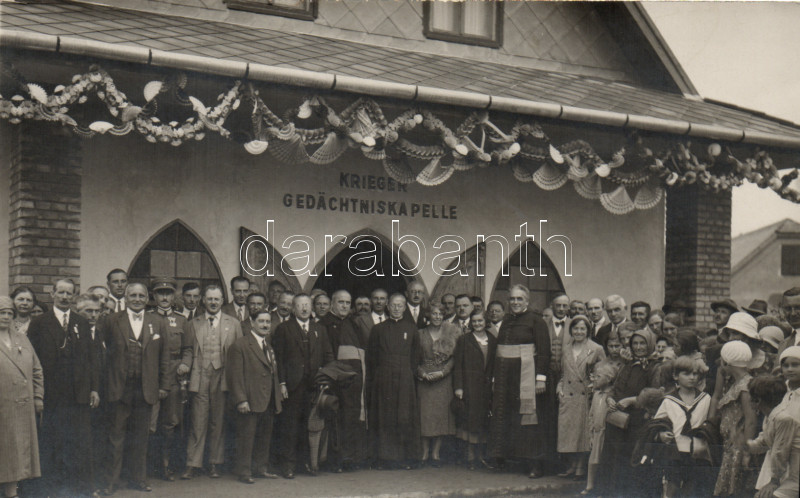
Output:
[225, 0, 317, 21]
[423, 0, 503, 48]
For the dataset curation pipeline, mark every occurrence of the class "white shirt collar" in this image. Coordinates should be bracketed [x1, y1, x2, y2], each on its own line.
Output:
[54, 306, 70, 323]
[127, 308, 143, 318]
[251, 329, 267, 346]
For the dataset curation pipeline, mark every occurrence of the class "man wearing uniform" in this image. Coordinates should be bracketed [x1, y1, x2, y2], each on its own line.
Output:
[150, 278, 193, 481]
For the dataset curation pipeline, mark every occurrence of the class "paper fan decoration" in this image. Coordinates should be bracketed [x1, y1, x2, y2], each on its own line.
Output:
[268, 135, 309, 164]
[532, 163, 568, 190]
[513, 162, 535, 183]
[244, 140, 268, 155]
[600, 185, 635, 215]
[143, 81, 163, 102]
[361, 146, 386, 160]
[383, 156, 416, 184]
[417, 157, 453, 186]
[309, 132, 348, 164]
[452, 155, 475, 171]
[574, 173, 602, 200]
[566, 155, 588, 181]
[633, 184, 664, 210]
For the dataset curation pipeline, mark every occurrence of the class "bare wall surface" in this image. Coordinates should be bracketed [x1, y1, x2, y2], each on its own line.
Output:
[80, 132, 665, 306]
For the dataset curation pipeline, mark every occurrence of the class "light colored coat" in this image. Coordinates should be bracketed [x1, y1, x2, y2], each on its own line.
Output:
[0, 330, 43, 482]
[187, 313, 240, 392]
[556, 339, 605, 453]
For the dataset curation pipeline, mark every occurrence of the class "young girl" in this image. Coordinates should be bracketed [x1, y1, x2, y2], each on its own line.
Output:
[746, 347, 800, 498]
[582, 361, 621, 496]
[711, 340, 759, 496]
[653, 355, 713, 497]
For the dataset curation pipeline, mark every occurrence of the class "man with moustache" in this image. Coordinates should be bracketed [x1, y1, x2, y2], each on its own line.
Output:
[222, 276, 251, 322]
[440, 294, 456, 322]
[367, 294, 422, 470]
[352, 288, 388, 348]
[106, 269, 128, 312]
[182, 285, 240, 480]
[227, 310, 282, 483]
[489, 285, 551, 479]
[320, 290, 368, 471]
[451, 295, 474, 334]
[354, 295, 371, 316]
[272, 294, 333, 478]
[150, 278, 193, 481]
[28, 279, 100, 497]
[403, 281, 428, 328]
[101, 283, 169, 494]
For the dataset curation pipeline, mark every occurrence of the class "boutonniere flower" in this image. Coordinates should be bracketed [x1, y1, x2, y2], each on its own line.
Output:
[73, 324, 80, 339]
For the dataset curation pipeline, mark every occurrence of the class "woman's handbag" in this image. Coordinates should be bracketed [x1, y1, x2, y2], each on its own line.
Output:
[606, 409, 630, 430]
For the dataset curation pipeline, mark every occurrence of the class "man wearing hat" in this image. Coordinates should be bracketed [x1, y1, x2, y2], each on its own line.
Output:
[778, 287, 800, 357]
[150, 277, 193, 481]
[743, 299, 768, 318]
[709, 298, 739, 339]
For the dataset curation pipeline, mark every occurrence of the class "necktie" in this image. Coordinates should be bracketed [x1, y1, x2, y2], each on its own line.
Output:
[263, 340, 271, 365]
[132, 312, 142, 321]
[61, 313, 69, 331]
[188, 309, 195, 320]
[238, 307, 245, 321]
[301, 321, 308, 333]
[208, 316, 215, 329]
[412, 307, 418, 321]
[556, 320, 564, 327]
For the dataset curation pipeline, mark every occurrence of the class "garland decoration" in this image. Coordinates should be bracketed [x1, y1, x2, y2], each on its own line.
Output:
[1, 63, 799, 213]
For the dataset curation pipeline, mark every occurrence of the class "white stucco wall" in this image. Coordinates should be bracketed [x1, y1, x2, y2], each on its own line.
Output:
[80, 132, 665, 306]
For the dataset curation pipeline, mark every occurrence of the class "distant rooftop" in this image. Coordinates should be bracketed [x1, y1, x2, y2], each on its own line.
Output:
[732, 218, 800, 268]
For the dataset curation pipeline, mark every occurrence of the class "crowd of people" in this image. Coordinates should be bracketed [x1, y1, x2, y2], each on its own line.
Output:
[1, 269, 799, 498]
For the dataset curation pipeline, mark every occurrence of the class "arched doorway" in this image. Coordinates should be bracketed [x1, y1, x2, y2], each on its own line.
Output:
[310, 229, 414, 298]
[128, 219, 226, 300]
[490, 240, 566, 312]
[239, 226, 303, 294]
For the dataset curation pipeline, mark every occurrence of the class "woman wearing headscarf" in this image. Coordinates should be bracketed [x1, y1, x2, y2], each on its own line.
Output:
[0, 296, 44, 498]
[556, 315, 605, 479]
[597, 329, 659, 497]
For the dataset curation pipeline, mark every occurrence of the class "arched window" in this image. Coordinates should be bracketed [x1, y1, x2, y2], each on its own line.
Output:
[490, 241, 566, 312]
[129, 220, 225, 298]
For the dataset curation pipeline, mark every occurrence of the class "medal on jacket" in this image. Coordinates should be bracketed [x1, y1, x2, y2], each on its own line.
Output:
[149, 323, 154, 336]
[73, 324, 80, 339]
[168, 316, 177, 327]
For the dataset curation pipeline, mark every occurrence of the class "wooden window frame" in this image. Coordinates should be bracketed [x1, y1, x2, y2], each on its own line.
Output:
[781, 244, 800, 276]
[422, 1, 503, 49]
[225, 0, 318, 21]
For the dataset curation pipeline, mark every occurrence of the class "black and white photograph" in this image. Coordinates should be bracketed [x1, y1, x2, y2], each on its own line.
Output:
[1, 0, 799, 497]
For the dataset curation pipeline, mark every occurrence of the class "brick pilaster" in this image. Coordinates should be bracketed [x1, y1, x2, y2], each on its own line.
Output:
[665, 184, 731, 330]
[8, 123, 81, 305]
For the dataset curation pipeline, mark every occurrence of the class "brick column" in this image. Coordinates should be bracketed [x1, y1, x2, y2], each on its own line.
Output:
[8, 123, 81, 305]
[665, 184, 731, 330]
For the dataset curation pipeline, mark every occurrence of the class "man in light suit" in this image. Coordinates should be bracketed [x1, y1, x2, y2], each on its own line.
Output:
[272, 294, 333, 478]
[222, 276, 250, 322]
[351, 288, 388, 348]
[28, 279, 100, 497]
[181, 285, 241, 479]
[101, 283, 169, 494]
[227, 310, 283, 484]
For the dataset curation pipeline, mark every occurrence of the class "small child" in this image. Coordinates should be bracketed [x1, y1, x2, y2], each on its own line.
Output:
[653, 355, 713, 497]
[582, 362, 620, 495]
[744, 375, 788, 496]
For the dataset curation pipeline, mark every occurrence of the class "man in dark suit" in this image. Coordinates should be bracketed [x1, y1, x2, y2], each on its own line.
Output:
[270, 291, 295, 330]
[778, 287, 800, 357]
[272, 294, 333, 478]
[101, 283, 170, 494]
[352, 288, 388, 348]
[267, 280, 286, 313]
[182, 285, 241, 479]
[586, 298, 608, 342]
[222, 276, 250, 321]
[28, 279, 100, 497]
[177, 282, 203, 321]
[546, 294, 571, 377]
[227, 310, 283, 484]
[403, 281, 428, 329]
[595, 294, 627, 351]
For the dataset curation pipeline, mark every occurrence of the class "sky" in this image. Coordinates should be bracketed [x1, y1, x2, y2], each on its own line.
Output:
[644, 1, 800, 236]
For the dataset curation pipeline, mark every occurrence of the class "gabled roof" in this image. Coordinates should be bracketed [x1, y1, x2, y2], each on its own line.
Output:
[2, 1, 800, 148]
[732, 218, 800, 270]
